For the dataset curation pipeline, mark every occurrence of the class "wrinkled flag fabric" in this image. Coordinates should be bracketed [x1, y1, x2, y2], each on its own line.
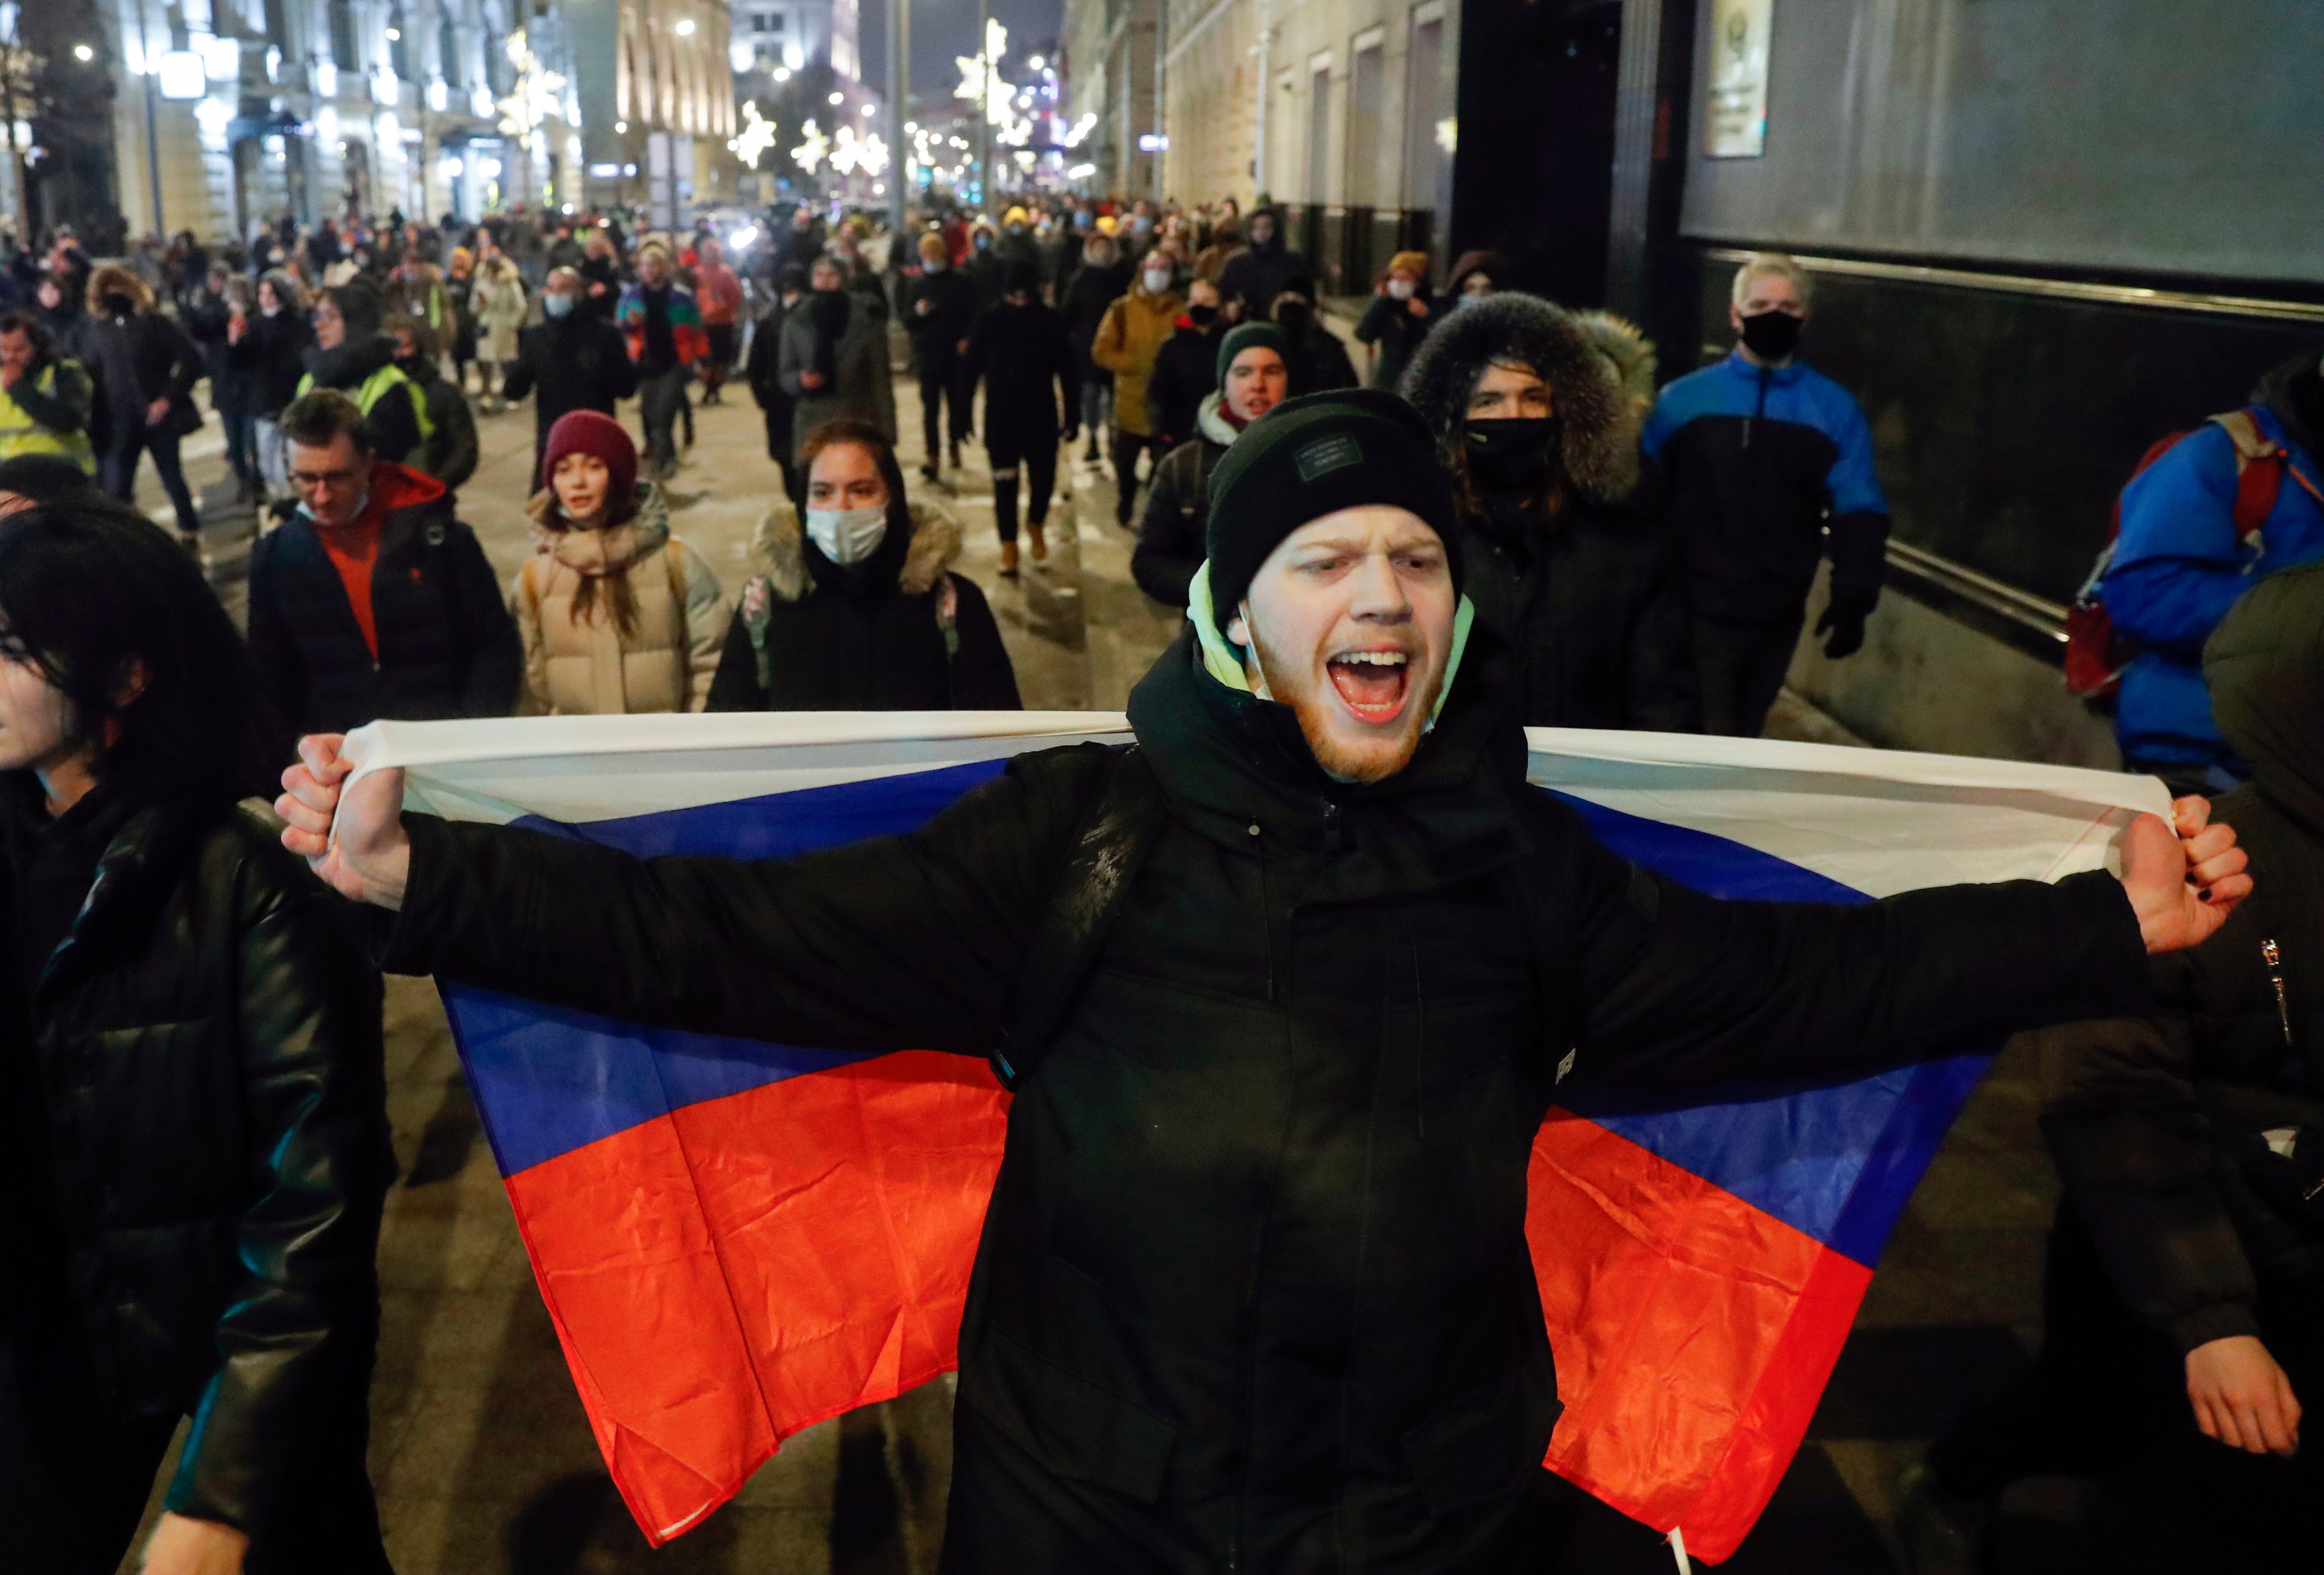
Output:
[342, 711, 2167, 1557]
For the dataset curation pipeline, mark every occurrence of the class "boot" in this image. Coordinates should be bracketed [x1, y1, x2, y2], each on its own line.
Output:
[998, 539, 1020, 577]
[1026, 521, 1048, 563]
[950, 438, 963, 471]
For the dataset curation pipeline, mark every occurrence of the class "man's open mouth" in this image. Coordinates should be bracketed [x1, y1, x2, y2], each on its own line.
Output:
[1326, 649, 1413, 724]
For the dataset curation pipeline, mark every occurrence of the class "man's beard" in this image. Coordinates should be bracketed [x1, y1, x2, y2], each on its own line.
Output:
[1247, 626, 1438, 785]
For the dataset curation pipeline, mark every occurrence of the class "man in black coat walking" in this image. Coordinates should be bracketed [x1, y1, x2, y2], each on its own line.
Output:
[248, 390, 519, 734]
[903, 232, 978, 478]
[1401, 292, 1698, 731]
[501, 268, 641, 484]
[1141, 276, 1228, 454]
[1058, 232, 1130, 463]
[1132, 321, 1287, 608]
[962, 260, 1076, 575]
[79, 264, 204, 543]
[282, 387, 2250, 1575]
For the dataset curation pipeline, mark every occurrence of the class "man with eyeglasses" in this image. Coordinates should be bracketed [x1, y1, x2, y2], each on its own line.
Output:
[247, 388, 519, 735]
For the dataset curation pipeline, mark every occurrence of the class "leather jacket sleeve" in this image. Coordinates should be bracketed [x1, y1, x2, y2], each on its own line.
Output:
[164, 863, 389, 1530]
[381, 745, 1116, 1055]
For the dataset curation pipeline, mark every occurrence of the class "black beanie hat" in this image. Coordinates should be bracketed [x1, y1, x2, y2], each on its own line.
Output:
[1215, 320, 1288, 386]
[1204, 387, 1463, 639]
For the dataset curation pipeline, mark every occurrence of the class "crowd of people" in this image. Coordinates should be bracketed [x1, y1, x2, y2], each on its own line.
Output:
[0, 182, 2314, 1575]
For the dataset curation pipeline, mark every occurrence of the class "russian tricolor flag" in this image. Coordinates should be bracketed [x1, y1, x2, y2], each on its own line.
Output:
[344, 712, 2165, 1561]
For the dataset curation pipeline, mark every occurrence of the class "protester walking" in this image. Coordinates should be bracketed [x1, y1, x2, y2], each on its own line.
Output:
[904, 232, 977, 479]
[512, 411, 725, 715]
[2101, 349, 2324, 792]
[502, 268, 639, 482]
[962, 259, 1076, 576]
[470, 254, 528, 407]
[691, 236, 744, 406]
[247, 390, 519, 734]
[707, 418, 1018, 710]
[1353, 252, 1437, 392]
[1142, 276, 1228, 453]
[442, 246, 481, 395]
[1059, 231, 1130, 463]
[295, 282, 424, 467]
[1403, 292, 1696, 731]
[1645, 254, 1889, 737]
[390, 323, 479, 493]
[0, 496, 395, 1575]
[745, 264, 808, 513]
[1217, 205, 1311, 321]
[1091, 254, 1183, 527]
[1131, 322, 1287, 608]
[78, 265, 204, 546]
[615, 243, 707, 480]
[381, 250, 448, 356]
[0, 312, 95, 475]
[247, 271, 312, 507]
[1909, 563, 2324, 1573]
[777, 256, 897, 466]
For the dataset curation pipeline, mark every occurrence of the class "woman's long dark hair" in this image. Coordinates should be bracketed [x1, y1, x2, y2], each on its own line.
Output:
[0, 499, 282, 808]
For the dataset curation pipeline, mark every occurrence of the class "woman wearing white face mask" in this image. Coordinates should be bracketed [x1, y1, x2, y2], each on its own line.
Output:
[1090, 248, 1185, 528]
[707, 419, 1021, 711]
[1353, 250, 1437, 393]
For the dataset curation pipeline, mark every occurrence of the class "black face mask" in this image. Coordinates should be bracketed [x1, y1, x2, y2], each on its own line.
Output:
[1187, 303, 1219, 328]
[1738, 308, 1803, 361]
[103, 292, 136, 318]
[1461, 417, 1560, 491]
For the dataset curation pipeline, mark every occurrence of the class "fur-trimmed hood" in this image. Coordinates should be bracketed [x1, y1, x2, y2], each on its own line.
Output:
[749, 499, 963, 601]
[1572, 310, 1660, 423]
[1196, 390, 1242, 449]
[524, 480, 673, 576]
[85, 264, 155, 317]
[1398, 291, 1640, 504]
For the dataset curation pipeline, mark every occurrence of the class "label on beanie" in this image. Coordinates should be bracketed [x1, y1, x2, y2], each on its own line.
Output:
[1295, 433, 1363, 483]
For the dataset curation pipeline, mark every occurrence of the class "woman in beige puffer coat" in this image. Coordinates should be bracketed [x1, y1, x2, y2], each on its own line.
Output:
[511, 410, 727, 714]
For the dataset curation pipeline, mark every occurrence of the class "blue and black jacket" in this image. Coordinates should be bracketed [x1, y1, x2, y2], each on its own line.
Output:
[2104, 355, 2324, 775]
[1643, 349, 1890, 626]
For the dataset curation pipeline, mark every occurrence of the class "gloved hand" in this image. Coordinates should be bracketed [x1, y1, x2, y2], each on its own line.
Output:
[1815, 597, 1873, 659]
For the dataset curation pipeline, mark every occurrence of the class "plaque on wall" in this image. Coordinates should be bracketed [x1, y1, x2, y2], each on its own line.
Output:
[1704, 0, 1772, 158]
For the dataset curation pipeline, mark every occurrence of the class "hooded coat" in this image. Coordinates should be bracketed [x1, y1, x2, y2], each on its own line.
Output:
[704, 500, 1020, 712]
[1132, 393, 1242, 608]
[1143, 315, 1224, 448]
[963, 297, 1075, 452]
[513, 482, 727, 715]
[776, 290, 898, 462]
[1217, 207, 1312, 317]
[1401, 293, 1697, 731]
[375, 614, 2154, 1573]
[1091, 283, 1184, 437]
[2037, 559, 2324, 1353]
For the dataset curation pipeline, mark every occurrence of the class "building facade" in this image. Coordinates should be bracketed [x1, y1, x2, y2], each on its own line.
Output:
[1059, 0, 1157, 200]
[726, 0, 850, 82]
[96, 0, 586, 243]
[564, 0, 736, 224]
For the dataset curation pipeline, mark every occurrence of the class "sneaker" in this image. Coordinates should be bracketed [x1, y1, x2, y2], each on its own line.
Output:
[1895, 1461, 1988, 1575]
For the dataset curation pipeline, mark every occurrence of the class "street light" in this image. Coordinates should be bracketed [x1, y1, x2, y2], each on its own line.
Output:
[72, 43, 94, 62]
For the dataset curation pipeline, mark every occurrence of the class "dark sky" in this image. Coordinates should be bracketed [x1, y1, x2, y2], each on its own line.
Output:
[855, 0, 1064, 106]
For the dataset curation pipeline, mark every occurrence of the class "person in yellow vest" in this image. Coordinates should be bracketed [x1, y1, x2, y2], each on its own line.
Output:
[511, 410, 727, 715]
[294, 282, 424, 466]
[0, 312, 95, 474]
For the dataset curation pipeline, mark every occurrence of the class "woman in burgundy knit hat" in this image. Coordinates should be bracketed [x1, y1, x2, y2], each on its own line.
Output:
[509, 409, 729, 714]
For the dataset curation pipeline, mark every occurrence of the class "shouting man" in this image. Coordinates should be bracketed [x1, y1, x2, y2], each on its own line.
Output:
[280, 389, 2247, 1572]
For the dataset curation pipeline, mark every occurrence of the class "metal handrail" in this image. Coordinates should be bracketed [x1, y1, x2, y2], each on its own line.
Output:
[1701, 247, 2324, 326]
[1884, 538, 2069, 644]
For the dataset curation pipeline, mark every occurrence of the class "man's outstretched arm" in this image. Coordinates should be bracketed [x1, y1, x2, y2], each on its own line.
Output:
[1566, 797, 2248, 1088]
[278, 734, 1108, 1056]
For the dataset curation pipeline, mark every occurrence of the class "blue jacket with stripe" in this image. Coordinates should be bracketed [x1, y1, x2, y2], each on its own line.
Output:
[1644, 349, 1890, 626]
[2103, 359, 2324, 775]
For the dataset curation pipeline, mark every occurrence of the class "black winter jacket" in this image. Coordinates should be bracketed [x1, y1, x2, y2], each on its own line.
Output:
[1, 786, 391, 1533]
[904, 268, 977, 379]
[1353, 292, 1437, 393]
[705, 502, 1021, 713]
[2037, 561, 2324, 1353]
[501, 312, 640, 441]
[246, 310, 312, 416]
[383, 626, 2153, 1572]
[1457, 472, 1699, 731]
[1217, 221, 1313, 317]
[399, 357, 479, 491]
[1143, 320, 1222, 449]
[1131, 395, 1240, 607]
[1059, 259, 1131, 375]
[247, 463, 522, 734]
[963, 300, 1074, 451]
[80, 308, 201, 435]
